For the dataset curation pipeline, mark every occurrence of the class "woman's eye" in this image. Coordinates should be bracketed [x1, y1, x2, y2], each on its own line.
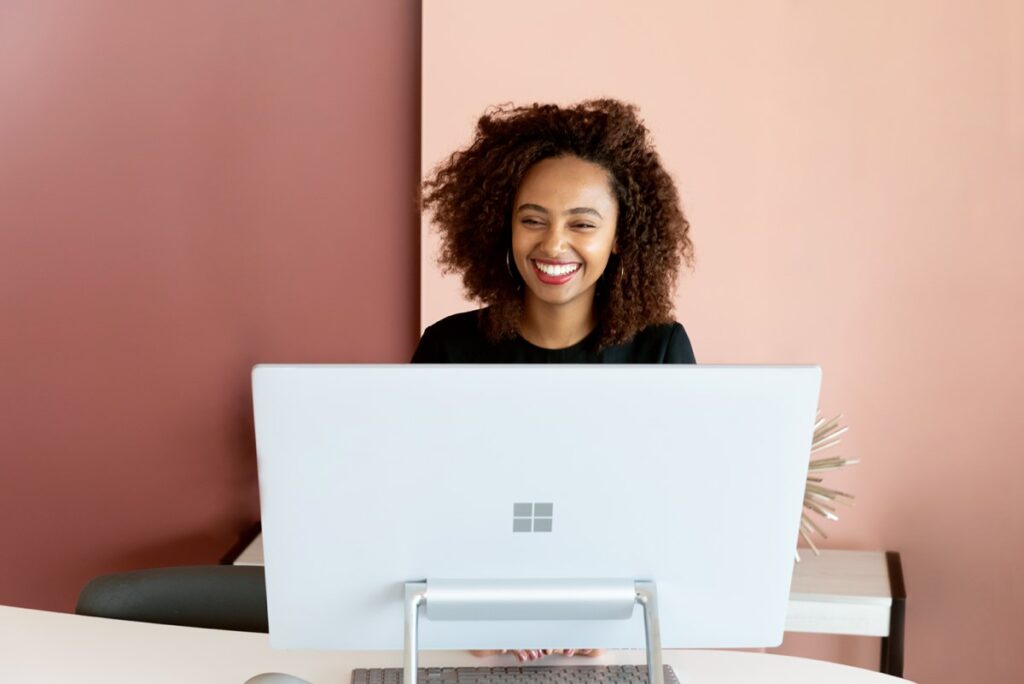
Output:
[522, 218, 544, 226]
[573, 224, 596, 230]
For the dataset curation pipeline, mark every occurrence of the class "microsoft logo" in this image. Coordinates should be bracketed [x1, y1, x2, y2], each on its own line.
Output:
[513, 502, 553, 533]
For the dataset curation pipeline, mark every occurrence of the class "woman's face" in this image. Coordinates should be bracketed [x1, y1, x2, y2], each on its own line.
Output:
[511, 155, 619, 312]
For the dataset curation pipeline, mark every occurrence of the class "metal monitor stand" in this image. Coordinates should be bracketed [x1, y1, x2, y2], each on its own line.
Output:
[403, 579, 666, 684]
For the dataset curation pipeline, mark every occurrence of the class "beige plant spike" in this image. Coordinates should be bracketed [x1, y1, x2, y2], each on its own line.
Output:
[795, 411, 858, 562]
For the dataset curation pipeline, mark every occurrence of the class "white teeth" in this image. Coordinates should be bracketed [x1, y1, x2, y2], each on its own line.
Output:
[535, 261, 580, 276]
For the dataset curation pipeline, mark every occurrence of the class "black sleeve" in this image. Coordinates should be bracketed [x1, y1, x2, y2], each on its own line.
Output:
[410, 324, 444, 363]
[663, 323, 696, 364]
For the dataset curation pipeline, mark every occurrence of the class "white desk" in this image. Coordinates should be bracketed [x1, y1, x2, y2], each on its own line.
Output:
[231, 533, 906, 675]
[0, 605, 911, 683]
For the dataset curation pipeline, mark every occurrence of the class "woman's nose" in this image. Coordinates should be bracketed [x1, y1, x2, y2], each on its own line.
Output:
[539, 225, 567, 255]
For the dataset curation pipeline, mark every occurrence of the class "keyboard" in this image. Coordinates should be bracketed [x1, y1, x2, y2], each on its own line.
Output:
[352, 665, 680, 684]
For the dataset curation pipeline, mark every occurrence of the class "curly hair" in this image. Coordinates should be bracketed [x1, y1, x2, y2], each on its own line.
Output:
[421, 98, 693, 351]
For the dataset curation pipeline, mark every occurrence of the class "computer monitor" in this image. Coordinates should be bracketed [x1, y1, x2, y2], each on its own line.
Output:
[252, 365, 820, 652]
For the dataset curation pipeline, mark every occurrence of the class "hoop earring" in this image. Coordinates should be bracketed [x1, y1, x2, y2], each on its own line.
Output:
[506, 248, 522, 290]
[605, 256, 624, 283]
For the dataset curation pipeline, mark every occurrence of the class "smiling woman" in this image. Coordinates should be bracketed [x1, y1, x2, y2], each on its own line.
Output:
[413, 101, 696, 662]
[413, 99, 695, 363]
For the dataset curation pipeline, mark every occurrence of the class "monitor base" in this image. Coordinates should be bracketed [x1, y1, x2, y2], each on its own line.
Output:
[403, 579, 666, 684]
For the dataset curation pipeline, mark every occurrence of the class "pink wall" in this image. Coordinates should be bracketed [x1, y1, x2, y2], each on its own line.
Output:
[0, 1, 420, 611]
[422, 1, 1024, 682]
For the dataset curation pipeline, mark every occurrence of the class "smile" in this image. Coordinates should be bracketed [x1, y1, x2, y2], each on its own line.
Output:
[531, 260, 581, 285]
[533, 261, 581, 276]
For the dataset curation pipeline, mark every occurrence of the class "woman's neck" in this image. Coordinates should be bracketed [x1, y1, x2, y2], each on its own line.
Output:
[519, 294, 597, 349]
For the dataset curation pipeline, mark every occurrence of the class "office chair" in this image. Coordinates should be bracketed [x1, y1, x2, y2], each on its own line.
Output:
[76, 565, 269, 632]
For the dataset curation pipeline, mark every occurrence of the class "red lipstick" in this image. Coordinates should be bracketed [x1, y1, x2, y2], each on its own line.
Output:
[531, 259, 581, 285]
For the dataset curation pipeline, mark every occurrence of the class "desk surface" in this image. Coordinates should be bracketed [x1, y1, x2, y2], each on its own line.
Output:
[0, 606, 911, 684]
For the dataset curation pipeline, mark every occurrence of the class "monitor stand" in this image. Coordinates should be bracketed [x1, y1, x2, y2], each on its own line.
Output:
[403, 579, 666, 684]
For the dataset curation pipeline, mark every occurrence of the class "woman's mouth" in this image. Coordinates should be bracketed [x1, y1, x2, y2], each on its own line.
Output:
[531, 259, 581, 285]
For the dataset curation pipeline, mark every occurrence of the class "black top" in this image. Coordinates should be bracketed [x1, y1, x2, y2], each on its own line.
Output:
[411, 310, 696, 364]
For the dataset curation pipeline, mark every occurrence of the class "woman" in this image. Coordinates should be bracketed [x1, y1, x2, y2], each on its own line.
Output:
[413, 100, 695, 661]
[414, 99, 695, 364]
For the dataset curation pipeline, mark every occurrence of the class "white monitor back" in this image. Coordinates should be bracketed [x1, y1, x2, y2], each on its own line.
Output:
[253, 365, 821, 651]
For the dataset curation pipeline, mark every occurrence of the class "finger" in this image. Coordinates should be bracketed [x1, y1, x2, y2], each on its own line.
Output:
[565, 649, 576, 657]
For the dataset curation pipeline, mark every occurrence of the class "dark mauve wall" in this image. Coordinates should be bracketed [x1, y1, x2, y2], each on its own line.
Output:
[0, 1, 420, 611]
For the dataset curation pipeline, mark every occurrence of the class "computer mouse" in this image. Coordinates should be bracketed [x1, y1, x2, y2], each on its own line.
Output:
[244, 673, 313, 684]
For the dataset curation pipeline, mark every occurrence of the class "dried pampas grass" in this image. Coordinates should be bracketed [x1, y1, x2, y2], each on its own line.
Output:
[796, 412, 858, 562]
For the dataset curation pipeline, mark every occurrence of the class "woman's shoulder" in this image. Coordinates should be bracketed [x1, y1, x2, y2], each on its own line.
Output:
[411, 309, 491, 363]
[636, 320, 684, 335]
[424, 308, 487, 335]
[610, 320, 694, 363]
[628, 319, 688, 343]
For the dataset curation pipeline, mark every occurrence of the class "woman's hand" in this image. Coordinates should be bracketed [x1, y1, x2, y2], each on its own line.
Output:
[470, 649, 603, 662]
